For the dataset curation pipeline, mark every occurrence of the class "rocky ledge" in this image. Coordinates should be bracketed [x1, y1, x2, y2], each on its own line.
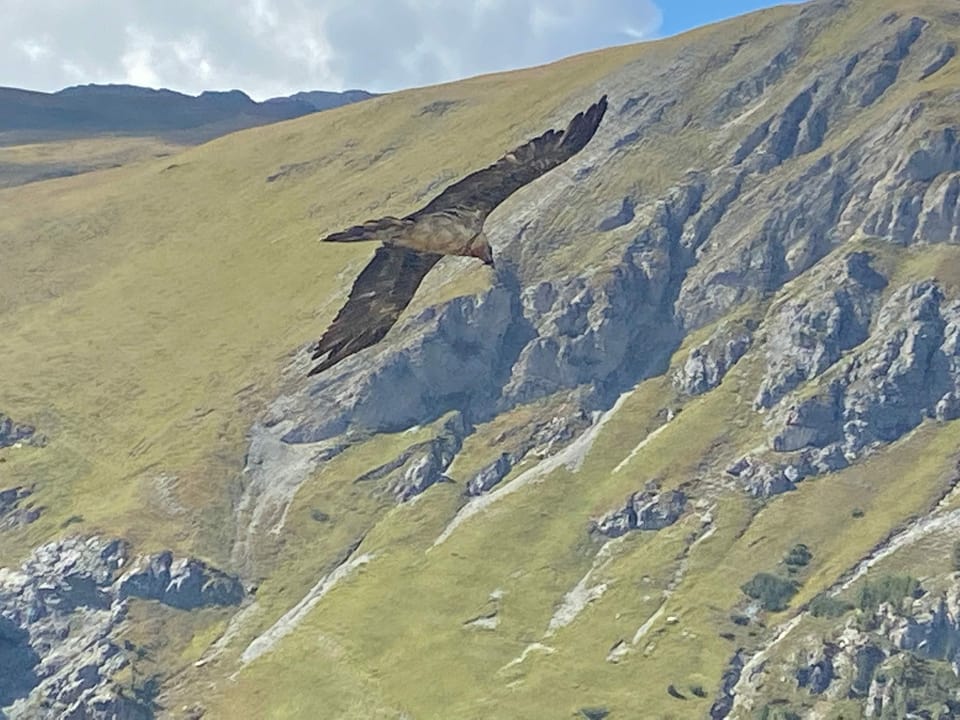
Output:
[593, 485, 687, 538]
[0, 413, 42, 449]
[0, 536, 243, 719]
[0, 487, 42, 531]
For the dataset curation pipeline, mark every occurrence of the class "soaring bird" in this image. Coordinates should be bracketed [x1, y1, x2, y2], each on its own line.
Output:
[308, 94, 608, 376]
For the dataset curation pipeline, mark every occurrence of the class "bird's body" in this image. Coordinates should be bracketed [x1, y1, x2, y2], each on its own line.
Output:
[308, 94, 608, 376]
[331, 209, 487, 257]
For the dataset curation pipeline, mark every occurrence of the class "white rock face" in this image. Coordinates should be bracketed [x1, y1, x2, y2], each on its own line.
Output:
[0, 536, 243, 719]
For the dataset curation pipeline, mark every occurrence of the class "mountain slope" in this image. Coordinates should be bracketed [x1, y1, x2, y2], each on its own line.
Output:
[1, 0, 960, 717]
[0, 84, 374, 189]
[0, 84, 373, 142]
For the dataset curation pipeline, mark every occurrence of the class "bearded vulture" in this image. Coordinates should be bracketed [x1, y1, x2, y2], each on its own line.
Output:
[309, 94, 608, 375]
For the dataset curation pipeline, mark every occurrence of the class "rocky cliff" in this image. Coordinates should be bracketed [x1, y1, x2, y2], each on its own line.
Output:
[1, 0, 960, 717]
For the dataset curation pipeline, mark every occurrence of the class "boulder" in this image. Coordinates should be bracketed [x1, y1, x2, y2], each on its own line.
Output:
[594, 488, 687, 538]
[673, 320, 754, 396]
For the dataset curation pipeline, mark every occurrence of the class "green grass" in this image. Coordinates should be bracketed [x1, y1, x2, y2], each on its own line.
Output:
[3, 0, 960, 716]
[0, 135, 184, 189]
[0, 41, 651, 564]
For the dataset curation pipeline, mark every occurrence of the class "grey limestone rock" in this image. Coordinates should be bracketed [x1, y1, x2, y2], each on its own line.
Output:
[759, 281, 960, 487]
[117, 552, 244, 610]
[0, 537, 136, 719]
[770, 382, 846, 453]
[727, 455, 798, 498]
[594, 487, 687, 538]
[795, 644, 838, 695]
[0, 487, 41, 531]
[755, 252, 887, 409]
[351, 412, 466, 502]
[392, 413, 465, 502]
[465, 453, 513, 497]
[767, 580, 960, 717]
[710, 649, 745, 720]
[0, 536, 243, 718]
[290, 286, 517, 444]
[463, 409, 592, 496]
[674, 320, 754, 395]
[859, 125, 960, 245]
[0, 413, 38, 449]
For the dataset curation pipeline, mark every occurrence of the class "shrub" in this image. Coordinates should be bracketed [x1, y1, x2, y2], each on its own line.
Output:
[741, 572, 800, 612]
[755, 705, 801, 720]
[856, 575, 920, 613]
[60, 514, 84, 527]
[784, 543, 812, 568]
[808, 592, 853, 618]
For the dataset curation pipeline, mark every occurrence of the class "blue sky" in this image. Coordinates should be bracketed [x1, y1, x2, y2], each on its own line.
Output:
[660, 1, 803, 36]
[2, 0, 803, 99]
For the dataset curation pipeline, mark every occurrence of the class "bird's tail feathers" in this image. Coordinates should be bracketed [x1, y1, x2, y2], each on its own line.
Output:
[322, 216, 410, 243]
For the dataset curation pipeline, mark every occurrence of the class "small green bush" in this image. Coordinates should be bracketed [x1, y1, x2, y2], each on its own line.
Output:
[755, 705, 801, 720]
[856, 575, 919, 613]
[784, 543, 812, 568]
[741, 572, 799, 612]
[808, 592, 853, 618]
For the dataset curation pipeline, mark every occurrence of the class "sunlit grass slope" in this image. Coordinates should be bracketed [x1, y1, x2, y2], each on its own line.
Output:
[0, 41, 652, 559]
[0, 135, 185, 189]
[2, 0, 960, 716]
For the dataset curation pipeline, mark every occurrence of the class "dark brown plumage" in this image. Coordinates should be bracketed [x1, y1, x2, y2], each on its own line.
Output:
[309, 247, 442, 375]
[309, 94, 608, 376]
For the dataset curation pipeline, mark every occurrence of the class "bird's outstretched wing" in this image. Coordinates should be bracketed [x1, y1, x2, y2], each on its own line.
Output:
[309, 245, 442, 375]
[413, 95, 608, 220]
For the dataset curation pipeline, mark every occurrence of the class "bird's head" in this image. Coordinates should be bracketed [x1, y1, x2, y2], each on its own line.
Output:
[469, 233, 495, 267]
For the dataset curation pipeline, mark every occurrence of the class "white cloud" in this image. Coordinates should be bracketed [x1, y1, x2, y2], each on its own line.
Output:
[0, 0, 661, 99]
[17, 38, 51, 62]
[120, 28, 161, 87]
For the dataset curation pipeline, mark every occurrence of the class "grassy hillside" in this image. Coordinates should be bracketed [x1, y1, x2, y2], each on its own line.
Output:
[0, 136, 186, 188]
[0, 37, 648, 556]
[2, 0, 960, 717]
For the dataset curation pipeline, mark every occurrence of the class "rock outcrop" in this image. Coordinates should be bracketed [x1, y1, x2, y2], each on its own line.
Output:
[593, 487, 687, 538]
[673, 320, 755, 395]
[0, 413, 39, 449]
[795, 643, 839, 695]
[117, 552, 244, 610]
[353, 413, 467, 502]
[464, 409, 593, 496]
[0, 487, 41, 531]
[731, 576, 960, 718]
[754, 251, 887, 409]
[763, 281, 960, 476]
[0, 536, 243, 719]
[0, 537, 142, 719]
